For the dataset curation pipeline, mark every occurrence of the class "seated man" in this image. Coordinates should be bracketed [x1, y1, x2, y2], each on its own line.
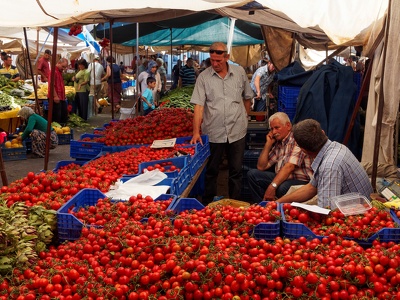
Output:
[247, 112, 313, 203]
[276, 119, 373, 208]
[0, 55, 20, 82]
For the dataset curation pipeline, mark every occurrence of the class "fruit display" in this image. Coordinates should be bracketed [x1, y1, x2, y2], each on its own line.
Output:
[82, 108, 194, 146]
[2, 111, 400, 299]
[3, 138, 23, 149]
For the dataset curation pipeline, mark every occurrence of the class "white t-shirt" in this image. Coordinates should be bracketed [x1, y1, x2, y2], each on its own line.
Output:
[87, 62, 105, 85]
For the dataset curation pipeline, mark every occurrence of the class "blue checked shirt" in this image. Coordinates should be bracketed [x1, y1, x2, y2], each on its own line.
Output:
[310, 140, 373, 208]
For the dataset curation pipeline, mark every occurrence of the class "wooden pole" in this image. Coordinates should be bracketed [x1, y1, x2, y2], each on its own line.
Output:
[109, 20, 115, 120]
[0, 148, 8, 186]
[44, 27, 59, 171]
[23, 28, 40, 114]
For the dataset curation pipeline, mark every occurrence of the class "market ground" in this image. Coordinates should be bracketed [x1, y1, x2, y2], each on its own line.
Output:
[1, 103, 229, 197]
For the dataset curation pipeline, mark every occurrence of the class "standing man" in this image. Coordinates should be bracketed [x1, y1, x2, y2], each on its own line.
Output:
[250, 58, 275, 112]
[190, 42, 253, 204]
[277, 119, 373, 208]
[36, 49, 51, 83]
[0, 55, 20, 82]
[178, 57, 196, 88]
[48, 58, 69, 125]
[247, 112, 313, 203]
[87, 55, 105, 113]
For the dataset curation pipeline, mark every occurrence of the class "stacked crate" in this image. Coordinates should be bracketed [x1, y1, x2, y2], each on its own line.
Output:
[241, 149, 261, 202]
[278, 86, 301, 121]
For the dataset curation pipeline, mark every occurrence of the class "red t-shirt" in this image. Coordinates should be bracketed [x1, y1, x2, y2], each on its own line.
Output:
[37, 57, 50, 81]
[47, 67, 65, 100]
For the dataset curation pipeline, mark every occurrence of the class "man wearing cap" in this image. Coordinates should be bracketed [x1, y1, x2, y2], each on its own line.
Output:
[190, 42, 253, 204]
[37, 49, 51, 83]
[0, 55, 20, 82]
[87, 55, 105, 113]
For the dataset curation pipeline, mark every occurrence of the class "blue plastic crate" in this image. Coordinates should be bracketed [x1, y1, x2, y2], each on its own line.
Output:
[57, 189, 107, 242]
[173, 164, 192, 195]
[58, 129, 74, 145]
[249, 202, 281, 240]
[1, 141, 27, 161]
[53, 160, 86, 172]
[138, 156, 188, 177]
[188, 135, 210, 177]
[93, 127, 105, 135]
[70, 133, 105, 160]
[281, 204, 400, 244]
[280, 205, 324, 240]
[189, 167, 206, 197]
[166, 197, 205, 214]
[243, 149, 261, 170]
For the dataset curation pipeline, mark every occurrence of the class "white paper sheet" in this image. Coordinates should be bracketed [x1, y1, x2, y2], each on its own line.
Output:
[291, 202, 331, 215]
[106, 169, 169, 201]
[150, 138, 177, 148]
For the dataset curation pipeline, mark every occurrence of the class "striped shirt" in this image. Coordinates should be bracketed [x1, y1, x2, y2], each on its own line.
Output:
[179, 65, 196, 87]
[0, 65, 19, 79]
[310, 140, 373, 208]
[191, 63, 253, 143]
[266, 131, 313, 181]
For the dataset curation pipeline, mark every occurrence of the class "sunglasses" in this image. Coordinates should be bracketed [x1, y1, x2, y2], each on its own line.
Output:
[209, 50, 226, 55]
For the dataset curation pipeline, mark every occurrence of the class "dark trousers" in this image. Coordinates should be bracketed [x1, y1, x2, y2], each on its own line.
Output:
[76, 91, 89, 121]
[247, 168, 308, 203]
[204, 136, 246, 204]
[52, 100, 68, 125]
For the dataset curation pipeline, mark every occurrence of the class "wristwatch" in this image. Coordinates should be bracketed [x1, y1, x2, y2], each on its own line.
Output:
[271, 182, 278, 189]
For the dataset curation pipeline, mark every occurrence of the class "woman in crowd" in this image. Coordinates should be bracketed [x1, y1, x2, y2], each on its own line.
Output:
[102, 56, 124, 112]
[16, 107, 58, 158]
[73, 59, 90, 120]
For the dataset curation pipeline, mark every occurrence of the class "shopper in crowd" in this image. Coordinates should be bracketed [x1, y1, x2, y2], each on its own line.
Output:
[0, 55, 20, 82]
[137, 60, 158, 99]
[102, 56, 124, 113]
[131, 56, 137, 74]
[250, 58, 275, 112]
[199, 58, 211, 73]
[156, 58, 167, 97]
[73, 59, 90, 120]
[0, 52, 7, 66]
[48, 58, 69, 125]
[87, 55, 105, 113]
[16, 107, 58, 158]
[276, 119, 373, 208]
[179, 57, 196, 88]
[141, 77, 157, 116]
[247, 112, 313, 203]
[119, 62, 125, 73]
[170, 59, 182, 90]
[36, 49, 51, 83]
[138, 58, 148, 75]
[190, 42, 253, 204]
